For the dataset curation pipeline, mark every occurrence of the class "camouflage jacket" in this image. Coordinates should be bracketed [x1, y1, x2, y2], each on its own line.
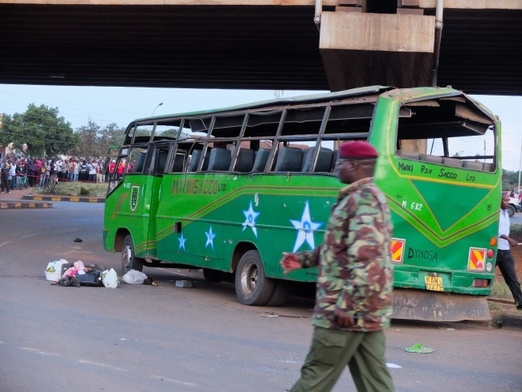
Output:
[297, 177, 394, 332]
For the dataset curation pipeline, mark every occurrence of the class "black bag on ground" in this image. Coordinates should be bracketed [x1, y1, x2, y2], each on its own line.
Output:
[57, 276, 80, 287]
[77, 265, 104, 286]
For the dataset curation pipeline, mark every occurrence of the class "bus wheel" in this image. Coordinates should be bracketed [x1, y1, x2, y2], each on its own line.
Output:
[235, 250, 274, 306]
[203, 268, 223, 283]
[265, 281, 288, 307]
[121, 235, 144, 275]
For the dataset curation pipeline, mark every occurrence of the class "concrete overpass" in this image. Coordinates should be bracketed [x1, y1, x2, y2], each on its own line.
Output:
[0, 0, 521, 95]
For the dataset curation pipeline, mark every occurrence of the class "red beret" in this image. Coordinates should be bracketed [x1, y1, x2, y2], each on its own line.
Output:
[339, 141, 378, 159]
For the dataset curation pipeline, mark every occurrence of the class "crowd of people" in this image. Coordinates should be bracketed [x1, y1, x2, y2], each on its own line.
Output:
[0, 154, 113, 193]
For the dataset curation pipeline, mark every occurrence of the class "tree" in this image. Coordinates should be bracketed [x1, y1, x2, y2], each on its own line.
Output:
[0, 104, 77, 157]
[74, 120, 101, 158]
[503, 169, 521, 192]
[74, 121, 125, 158]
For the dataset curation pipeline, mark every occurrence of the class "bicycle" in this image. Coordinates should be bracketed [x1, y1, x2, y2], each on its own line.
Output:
[16, 175, 28, 190]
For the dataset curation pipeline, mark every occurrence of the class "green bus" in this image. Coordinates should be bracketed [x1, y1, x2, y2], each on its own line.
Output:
[103, 86, 501, 321]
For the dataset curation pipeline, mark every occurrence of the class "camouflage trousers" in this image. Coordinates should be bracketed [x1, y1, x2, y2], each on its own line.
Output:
[290, 327, 394, 392]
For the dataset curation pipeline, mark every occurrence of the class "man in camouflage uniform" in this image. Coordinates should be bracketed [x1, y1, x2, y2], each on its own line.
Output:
[280, 141, 394, 392]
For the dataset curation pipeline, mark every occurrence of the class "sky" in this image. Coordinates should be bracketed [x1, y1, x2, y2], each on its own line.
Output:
[0, 84, 521, 171]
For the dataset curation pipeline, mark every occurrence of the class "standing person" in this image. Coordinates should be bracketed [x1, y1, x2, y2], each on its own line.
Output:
[87, 159, 96, 183]
[280, 141, 394, 392]
[1, 160, 11, 193]
[69, 158, 77, 182]
[497, 191, 522, 310]
[9, 158, 16, 189]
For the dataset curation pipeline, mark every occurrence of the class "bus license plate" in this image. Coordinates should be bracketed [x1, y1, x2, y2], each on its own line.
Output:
[424, 276, 444, 291]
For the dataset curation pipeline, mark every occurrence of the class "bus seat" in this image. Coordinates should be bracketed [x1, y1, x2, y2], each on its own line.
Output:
[252, 148, 271, 172]
[462, 161, 482, 170]
[234, 148, 254, 172]
[330, 150, 338, 172]
[274, 147, 303, 172]
[419, 154, 443, 164]
[442, 157, 462, 167]
[188, 149, 209, 172]
[397, 150, 420, 160]
[157, 150, 169, 174]
[462, 160, 494, 172]
[133, 152, 146, 173]
[208, 148, 232, 171]
[301, 147, 333, 172]
[171, 154, 185, 172]
[483, 163, 494, 172]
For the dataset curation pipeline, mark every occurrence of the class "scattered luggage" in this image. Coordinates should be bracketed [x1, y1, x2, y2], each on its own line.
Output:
[47, 260, 155, 288]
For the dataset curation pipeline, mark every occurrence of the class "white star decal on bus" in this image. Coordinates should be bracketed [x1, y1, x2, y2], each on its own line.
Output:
[290, 201, 322, 252]
[178, 233, 186, 251]
[242, 201, 260, 237]
[205, 226, 216, 250]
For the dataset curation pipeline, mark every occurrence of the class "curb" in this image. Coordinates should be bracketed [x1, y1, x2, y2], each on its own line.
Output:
[488, 298, 522, 329]
[500, 313, 522, 329]
[23, 195, 105, 203]
[0, 200, 53, 209]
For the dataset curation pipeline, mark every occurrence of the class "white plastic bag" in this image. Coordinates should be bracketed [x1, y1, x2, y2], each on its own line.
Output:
[122, 269, 148, 284]
[45, 259, 69, 281]
[101, 268, 119, 289]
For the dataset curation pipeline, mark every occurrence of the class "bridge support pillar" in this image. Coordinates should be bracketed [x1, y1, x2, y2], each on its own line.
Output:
[319, 12, 435, 91]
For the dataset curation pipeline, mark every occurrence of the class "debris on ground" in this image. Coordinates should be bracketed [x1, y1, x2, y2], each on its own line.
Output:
[405, 343, 434, 354]
[122, 269, 158, 286]
[175, 280, 193, 288]
[261, 311, 307, 318]
[46, 259, 118, 288]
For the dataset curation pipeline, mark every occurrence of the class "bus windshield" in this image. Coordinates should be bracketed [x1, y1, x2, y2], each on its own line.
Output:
[103, 86, 500, 322]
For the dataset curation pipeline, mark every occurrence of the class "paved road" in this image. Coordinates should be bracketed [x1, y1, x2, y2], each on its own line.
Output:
[0, 203, 521, 392]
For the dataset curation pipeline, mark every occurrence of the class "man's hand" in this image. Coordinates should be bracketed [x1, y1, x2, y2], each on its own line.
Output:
[508, 237, 518, 247]
[280, 252, 301, 274]
[333, 308, 355, 328]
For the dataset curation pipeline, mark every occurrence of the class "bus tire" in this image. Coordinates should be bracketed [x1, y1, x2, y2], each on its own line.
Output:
[121, 235, 144, 275]
[235, 250, 274, 306]
[265, 281, 288, 307]
[203, 268, 223, 283]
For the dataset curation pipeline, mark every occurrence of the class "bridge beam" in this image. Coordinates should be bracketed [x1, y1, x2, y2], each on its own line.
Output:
[319, 12, 435, 91]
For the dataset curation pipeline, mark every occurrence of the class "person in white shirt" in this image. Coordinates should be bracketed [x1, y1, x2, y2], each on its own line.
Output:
[497, 191, 522, 310]
[9, 159, 16, 189]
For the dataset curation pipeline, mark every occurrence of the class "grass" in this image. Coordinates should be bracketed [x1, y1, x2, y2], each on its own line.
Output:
[491, 281, 513, 300]
[36, 181, 107, 197]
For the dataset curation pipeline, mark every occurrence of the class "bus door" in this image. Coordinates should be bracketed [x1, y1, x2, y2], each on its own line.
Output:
[138, 143, 171, 260]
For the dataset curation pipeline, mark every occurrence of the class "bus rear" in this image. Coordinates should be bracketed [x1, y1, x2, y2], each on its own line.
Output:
[372, 88, 500, 321]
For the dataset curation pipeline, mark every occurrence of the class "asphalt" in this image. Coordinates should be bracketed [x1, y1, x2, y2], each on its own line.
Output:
[0, 186, 521, 329]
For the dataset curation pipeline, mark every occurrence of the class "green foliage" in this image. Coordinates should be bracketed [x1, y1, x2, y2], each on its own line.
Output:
[73, 121, 124, 158]
[510, 224, 522, 241]
[502, 169, 521, 192]
[491, 280, 513, 300]
[35, 182, 107, 197]
[0, 104, 78, 156]
[1, 105, 125, 159]
[79, 187, 90, 196]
